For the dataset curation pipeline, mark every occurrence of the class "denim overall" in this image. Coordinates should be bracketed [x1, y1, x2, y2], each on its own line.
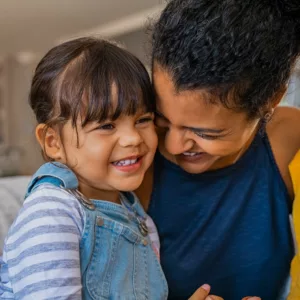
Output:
[26, 162, 168, 300]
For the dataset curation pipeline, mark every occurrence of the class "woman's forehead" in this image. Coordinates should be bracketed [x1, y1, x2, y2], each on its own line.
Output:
[153, 67, 246, 128]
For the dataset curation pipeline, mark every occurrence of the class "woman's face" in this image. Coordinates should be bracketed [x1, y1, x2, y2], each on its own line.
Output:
[153, 65, 260, 174]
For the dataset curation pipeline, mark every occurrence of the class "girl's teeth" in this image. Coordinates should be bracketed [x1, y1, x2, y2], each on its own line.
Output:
[114, 159, 138, 166]
[183, 152, 199, 156]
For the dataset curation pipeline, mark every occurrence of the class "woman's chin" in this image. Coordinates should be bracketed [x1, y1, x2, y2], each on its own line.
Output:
[175, 155, 218, 174]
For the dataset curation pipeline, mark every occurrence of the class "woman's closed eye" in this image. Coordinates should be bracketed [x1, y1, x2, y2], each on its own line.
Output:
[194, 132, 223, 140]
[136, 114, 154, 125]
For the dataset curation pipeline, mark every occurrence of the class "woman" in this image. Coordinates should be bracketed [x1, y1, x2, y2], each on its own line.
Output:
[137, 0, 300, 299]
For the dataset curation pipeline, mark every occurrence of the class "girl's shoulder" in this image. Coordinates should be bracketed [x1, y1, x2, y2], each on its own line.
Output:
[5, 184, 85, 249]
[2, 184, 84, 299]
[24, 183, 85, 221]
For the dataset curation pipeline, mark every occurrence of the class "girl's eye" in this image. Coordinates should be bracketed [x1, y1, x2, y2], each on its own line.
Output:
[97, 123, 115, 130]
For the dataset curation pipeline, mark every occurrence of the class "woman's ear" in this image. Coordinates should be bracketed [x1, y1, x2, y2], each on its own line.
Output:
[261, 85, 288, 118]
[35, 124, 64, 161]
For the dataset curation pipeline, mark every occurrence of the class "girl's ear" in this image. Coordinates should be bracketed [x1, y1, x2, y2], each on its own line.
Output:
[35, 124, 64, 161]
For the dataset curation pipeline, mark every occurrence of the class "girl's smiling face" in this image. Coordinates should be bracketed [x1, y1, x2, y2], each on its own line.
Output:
[31, 38, 158, 202]
[59, 110, 157, 201]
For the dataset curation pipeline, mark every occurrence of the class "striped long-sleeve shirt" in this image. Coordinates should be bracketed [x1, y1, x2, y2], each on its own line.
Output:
[0, 186, 160, 300]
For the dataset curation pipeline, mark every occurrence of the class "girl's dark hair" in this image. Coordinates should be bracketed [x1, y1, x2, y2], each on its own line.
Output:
[30, 37, 154, 130]
[152, 0, 300, 118]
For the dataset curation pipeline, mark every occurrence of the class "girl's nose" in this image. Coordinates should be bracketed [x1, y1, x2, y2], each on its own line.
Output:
[119, 128, 143, 148]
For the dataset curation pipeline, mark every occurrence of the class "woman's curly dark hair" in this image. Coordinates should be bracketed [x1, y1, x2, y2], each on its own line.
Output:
[152, 0, 300, 118]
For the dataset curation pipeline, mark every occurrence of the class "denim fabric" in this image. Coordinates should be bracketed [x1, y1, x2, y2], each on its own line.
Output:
[26, 162, 168, 300]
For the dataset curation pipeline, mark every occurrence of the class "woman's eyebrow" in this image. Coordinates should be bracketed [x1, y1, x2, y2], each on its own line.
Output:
[155, 110, 226, 133]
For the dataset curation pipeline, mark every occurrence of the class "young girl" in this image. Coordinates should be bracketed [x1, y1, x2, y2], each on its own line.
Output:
[0, 37, 223, 300]
[0, 37, 167, 300]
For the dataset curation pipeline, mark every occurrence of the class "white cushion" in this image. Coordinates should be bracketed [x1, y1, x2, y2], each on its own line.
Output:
[0, 176, 31, 252]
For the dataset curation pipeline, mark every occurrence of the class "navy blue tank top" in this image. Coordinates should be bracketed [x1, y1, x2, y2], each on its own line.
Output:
[148, 133, 293, 300]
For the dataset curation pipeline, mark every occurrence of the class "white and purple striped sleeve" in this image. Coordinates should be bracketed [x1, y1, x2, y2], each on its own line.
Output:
[145, 215, 161, 260]
[2, 186, 84, 300]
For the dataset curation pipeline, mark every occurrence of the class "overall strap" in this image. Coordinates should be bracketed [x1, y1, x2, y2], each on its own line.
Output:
[25, 162, 78, 198]
[79, 207, 100, 276]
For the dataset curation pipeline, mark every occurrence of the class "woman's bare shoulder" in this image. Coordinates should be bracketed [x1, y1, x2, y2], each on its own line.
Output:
[268, 106, 300, 153]
[267, 106, 300, 197]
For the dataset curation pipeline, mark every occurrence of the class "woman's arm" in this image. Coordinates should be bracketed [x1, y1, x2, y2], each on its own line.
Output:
[135, 164, 154, 211]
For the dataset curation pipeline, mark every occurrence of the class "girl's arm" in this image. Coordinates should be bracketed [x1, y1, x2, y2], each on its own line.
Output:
[2, 187, 84, 299]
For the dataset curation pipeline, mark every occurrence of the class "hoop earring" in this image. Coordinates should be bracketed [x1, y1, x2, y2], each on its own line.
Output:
[264, 112, 273, 123]
[259, 109, 274, 135]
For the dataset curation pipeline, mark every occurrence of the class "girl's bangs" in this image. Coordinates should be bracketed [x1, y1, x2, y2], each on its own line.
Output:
[57, 44, 154, 128]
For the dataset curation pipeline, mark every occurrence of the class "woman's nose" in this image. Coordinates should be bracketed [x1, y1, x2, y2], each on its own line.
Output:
[164, 128, 194, 155]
